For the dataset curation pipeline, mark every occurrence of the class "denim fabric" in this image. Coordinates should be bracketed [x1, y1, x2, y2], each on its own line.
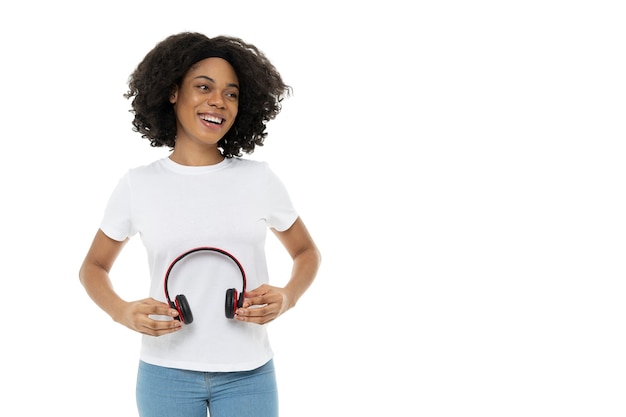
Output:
[136, 359, 278, 417]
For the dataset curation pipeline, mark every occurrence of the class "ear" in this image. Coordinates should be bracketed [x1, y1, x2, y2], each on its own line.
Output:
[169, 86, 178, 104]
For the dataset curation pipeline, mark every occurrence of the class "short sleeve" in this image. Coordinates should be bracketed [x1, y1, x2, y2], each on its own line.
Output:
[266, 165, 298, 232]
[99, 173, 134, 241]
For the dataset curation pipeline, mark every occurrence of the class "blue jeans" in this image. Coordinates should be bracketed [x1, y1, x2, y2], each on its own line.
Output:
[136, 359, 278, 417]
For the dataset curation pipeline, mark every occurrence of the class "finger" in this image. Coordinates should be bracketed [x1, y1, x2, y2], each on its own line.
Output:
[244, 290, 282, 308]
[239, 306, 268, 317]
[139, 315, 182, 336]
[242, 296, 266, 308]
[143, 299, 179, 318]
[237, 302, 279, 321]
[236, 309, 275, 325]
[244, 283, 274, 297]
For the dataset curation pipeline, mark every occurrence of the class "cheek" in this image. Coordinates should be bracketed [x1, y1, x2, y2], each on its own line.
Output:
[228, 104, 239, 126]
[174, 95, 199, 117]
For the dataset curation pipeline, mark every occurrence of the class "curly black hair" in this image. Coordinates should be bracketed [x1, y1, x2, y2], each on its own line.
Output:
[124, 32, 291, 157]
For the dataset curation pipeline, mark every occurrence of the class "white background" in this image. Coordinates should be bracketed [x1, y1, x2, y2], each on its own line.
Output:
[0, 1, 625, 416]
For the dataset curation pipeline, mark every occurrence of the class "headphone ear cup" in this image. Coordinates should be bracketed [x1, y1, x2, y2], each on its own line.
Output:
[225, 288, 237, 319]
[175, 294, 193, 324]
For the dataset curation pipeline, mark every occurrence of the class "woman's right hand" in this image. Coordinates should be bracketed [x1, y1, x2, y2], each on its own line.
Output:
[79, 230, 182, 337]
[113, 297, 182, 336]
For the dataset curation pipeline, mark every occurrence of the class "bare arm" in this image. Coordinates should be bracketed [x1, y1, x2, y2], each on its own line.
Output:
[79, 229, 181, 336]
[235, 217, 321, 324]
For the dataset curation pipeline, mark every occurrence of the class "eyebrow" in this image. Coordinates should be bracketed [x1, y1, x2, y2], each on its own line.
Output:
[193, 75, 239, 90]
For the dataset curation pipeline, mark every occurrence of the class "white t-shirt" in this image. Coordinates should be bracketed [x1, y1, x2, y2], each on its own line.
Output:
[100, 156, 298, 372]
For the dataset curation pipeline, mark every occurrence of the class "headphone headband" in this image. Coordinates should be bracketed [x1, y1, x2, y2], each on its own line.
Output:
[163, 246, 247, 322]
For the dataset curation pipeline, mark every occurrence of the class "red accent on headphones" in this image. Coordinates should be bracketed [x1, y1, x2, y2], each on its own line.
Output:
[163, 247, 247, 324]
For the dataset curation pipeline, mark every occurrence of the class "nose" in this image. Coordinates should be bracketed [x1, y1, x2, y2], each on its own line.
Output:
[208, 90, 225, 108]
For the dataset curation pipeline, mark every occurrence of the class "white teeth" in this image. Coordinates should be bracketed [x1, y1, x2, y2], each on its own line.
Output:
[202, 115, 223, 125]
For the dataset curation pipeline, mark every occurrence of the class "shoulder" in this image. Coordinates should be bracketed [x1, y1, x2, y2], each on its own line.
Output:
[229, 157, 267, 168]
[228, 157, 270, 174]
[113, 158, 170, 188]
[127, 158, 165, 173]
[126, 157, 173, 177]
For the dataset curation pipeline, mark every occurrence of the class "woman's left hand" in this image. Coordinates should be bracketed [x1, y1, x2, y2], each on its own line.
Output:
[235, 284, 293, 324]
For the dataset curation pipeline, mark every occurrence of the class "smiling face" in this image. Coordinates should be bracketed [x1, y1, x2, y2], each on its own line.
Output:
[169, 57, 239, 164]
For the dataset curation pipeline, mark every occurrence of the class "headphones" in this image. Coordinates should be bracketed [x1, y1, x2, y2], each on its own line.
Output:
[163, 247, 247, 324]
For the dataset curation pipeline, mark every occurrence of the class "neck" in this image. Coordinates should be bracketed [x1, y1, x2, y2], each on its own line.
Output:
[169, 146, 225, 167]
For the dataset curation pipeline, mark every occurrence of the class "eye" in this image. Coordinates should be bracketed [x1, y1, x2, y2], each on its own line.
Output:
[226, 91, 239, 100]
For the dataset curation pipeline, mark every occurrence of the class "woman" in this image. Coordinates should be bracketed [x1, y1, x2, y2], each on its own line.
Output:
[79, 32, 321, 417]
